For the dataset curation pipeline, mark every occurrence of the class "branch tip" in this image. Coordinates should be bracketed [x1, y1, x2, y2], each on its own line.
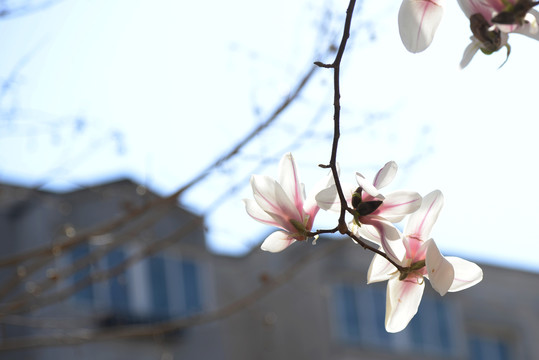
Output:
[313, 61, 333, 68]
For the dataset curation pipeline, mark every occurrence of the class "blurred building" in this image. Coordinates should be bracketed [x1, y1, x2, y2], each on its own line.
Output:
[0, 179, 537, 360]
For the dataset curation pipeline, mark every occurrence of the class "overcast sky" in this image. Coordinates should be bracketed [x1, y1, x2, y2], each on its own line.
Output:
[1, 0, 538, 272]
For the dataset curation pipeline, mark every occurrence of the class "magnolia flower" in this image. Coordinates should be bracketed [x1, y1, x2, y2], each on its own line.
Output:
[458, 0, 539, 67]
[244, 152, 332, 253]
[367, 190, 483, 333]
[398, 0, 445, 53]
[316, 161, 422, 260]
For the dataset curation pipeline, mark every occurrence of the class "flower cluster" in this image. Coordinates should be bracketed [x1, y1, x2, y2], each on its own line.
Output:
[398, 0, 539, 67]
[244, 153, 483, 332]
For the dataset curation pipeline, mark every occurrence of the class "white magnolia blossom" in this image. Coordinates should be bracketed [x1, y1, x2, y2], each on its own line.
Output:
[397, 0, 539, 67]
[457, 0, 539, 67]
[244, 153, 333, 253]
[316, 161, 422, 260]
[398, 0, 445, 53]
[367, 190, 483, 332]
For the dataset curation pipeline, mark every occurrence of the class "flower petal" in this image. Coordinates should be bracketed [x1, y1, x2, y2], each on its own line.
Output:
[403, 233, 429, 261]
[515, 9, 539, 39]
[243, 198, 281, 227]
[315, 185, 339, 211]
[358, 217, 403, 263]
[446, 256, 483, 292]
[304, 168, 336, 217]
[398, 0, 445, 53]
[523, 12, 538, 34]
[251, 174, 302, 222]
[425, 239, 454, 296]
[278, 153, 305, 211]
[367, 254, 399, 283]
[385, 276, 425, 333]
[376, 191, 422, 222]
[460, 37, 481, 69]
[372, 161, 398, 189]
[315, 183, 355, 212]
[356, 173, 384, 199]
[260, 231, 296, 253]
[404, 190, 443, 240]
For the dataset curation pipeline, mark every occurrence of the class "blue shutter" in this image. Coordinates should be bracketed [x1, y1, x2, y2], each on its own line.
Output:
[149, 256, 169, 318]
[181, 259, 201, 315]
[435, 297, 452, 353]
[335, 284, 360, 342]
[370, 286, 390, 343]
[107, 249, 129, 314]
[469, 335, 512, 360]
[72, 243, 93, 302]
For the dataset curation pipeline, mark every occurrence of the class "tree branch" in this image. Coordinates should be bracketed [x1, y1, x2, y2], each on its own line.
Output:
[0, 239, 347, 351]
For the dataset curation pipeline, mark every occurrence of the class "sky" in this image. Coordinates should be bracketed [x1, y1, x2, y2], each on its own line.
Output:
[1, 0, 539, 272]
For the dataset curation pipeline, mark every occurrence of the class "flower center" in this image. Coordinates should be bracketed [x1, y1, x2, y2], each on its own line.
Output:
[470, 13, 503, 53]
[351, 186, 383, 216]
[492, 0, 538, 26]
[289, 218, 309, 241]
[398, 259, 426, 281]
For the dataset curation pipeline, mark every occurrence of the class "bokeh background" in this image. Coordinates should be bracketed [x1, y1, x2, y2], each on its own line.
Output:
[1, 0, 538, 270]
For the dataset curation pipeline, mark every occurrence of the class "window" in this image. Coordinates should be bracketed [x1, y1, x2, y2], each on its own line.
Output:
[469, 334, 512, 360]
[69, 245, 203, 323]
[334, 283, 388, 346]
[407, 294, 454, 354]
[148, 255, 203, 319]
[332, 283, 456, 356]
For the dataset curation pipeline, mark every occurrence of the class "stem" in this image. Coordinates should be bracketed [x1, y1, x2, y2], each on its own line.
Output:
[346, 231, 404, 271]
[314, 0, 404, 272]
[315, 0, 356, 233]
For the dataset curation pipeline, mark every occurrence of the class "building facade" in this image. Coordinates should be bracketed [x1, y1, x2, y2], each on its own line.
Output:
[0, 180, 537, 359]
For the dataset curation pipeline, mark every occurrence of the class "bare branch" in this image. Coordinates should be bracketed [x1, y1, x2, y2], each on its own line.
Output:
[0, 60, 322, 269]
[0, 238, 347, 351]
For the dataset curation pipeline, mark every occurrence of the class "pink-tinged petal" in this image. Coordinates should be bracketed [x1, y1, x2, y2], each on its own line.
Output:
[385, 276, 425, 333]
[359, 217, 403, 263]
[367, 254, 399, 283]
[260, 231, 296, 253]
[355, 173, 384, 199]
[403, 235, 429, 262]
[373, 161, 398, 189]
[355, 218, 402, 243]
[278, 153, 305, 211]
[425, 240, 454, 296]
[376, 191, 422, 222]
[446, 256, 483, 292]
[404, 190, 443, 240]
[457, 0, 478, 19]
[251, 174, 302, 222]
[398, 0, 445, 53]
[243, 199, 281, 227]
